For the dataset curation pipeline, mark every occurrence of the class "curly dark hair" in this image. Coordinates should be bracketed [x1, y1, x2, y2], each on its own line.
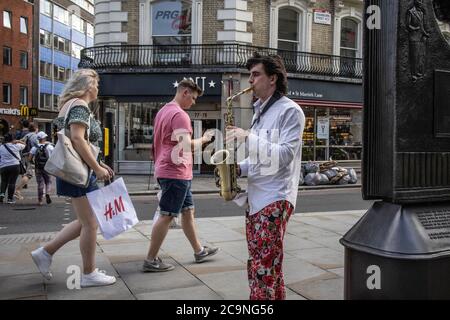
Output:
[245, 52, 288, 95]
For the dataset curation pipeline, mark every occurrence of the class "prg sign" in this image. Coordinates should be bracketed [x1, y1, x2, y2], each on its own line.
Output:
[152, 1, 191, 36]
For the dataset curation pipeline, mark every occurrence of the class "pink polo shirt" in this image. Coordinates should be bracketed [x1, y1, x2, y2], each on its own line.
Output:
[153, 101, 193, 180]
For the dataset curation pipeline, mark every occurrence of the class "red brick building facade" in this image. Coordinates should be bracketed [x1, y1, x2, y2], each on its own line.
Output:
[0, 0, 34, 136]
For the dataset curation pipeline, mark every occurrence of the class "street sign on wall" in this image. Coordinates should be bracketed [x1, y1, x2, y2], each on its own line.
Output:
[314, 10, 332, 25]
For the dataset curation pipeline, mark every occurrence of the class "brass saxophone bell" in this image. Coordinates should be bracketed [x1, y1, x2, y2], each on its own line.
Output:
[212, 86, 251, 201]
[211, 150, 239, 201]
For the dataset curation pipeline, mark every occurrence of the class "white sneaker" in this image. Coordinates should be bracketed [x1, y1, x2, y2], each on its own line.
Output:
[31, 247, 53, 280]
[81, 269, 116, 288]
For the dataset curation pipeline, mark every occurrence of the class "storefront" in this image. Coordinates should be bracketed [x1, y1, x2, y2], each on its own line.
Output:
[286, 78, 363, 161]
[97, 72, 223, 174]
[0, 108, 17, 142]
[96, 71, 362, 174]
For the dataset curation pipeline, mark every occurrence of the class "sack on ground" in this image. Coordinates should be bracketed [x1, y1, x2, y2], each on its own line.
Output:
[86, 177, 139, 240]
[304, 172, 329, 186]
[347, 168, 358, 184]
[304, 161, 320, 174]
[323, 169, 337, 180]
[338, 174, 351, 185]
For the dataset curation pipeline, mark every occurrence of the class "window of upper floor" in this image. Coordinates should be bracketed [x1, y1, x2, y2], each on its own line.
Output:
[40, 0, 52, 17]
[151, 0, 192, 45]
[53, 35, 70, 54]
[20, 86, 28, 105]
[71, 0, 94, 15]
[20, 51, 28, 69]
[54, 4, 69, 25]
[40, 60, 52, 78]
[40, 29, 52, 47]
[340, 18, 358, 58]
[3, 47, 12, 66]
[278, 8, 300, 52]
[20, 16, 28, 34]
[86, 22, 94, 38]
[2, 84, 11, 104]
[3, 11, 12, 29]
[71, 43, 84, 59]
[72, 14, 86, 33]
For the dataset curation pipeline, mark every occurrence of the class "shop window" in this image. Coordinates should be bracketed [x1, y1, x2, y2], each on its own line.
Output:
[3, 11, 11, 29]
[301, 106, 362, 161]
[119, 102, 162, 161]
[3, 47, 12, 65]
[329, 109, 362, 160]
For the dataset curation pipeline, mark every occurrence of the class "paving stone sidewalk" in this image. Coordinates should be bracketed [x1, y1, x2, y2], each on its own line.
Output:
[0, 210, 365, 300]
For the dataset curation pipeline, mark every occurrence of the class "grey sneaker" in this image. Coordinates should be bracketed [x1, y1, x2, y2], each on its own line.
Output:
[194, 246, 219, 263]
[142, 257, 175, 272]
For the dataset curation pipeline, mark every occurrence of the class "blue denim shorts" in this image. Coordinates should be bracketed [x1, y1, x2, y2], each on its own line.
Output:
[56, 174, 99, 198]
[157, 178, 194, 217]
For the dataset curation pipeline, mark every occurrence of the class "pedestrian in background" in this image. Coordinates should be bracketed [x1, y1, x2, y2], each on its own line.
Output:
[142, 79, 218, 272]
[15, 123, 39, 200]
[31, 69, 116, 288]
[0, 133, 25, 204]
[29, 131, 54, 206]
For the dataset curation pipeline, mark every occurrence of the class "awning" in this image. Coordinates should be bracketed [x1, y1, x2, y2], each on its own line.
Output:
[294, 99, 363, 109]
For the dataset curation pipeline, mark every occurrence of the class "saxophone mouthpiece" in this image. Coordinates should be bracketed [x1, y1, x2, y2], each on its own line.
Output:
[227, 87, 253, 102]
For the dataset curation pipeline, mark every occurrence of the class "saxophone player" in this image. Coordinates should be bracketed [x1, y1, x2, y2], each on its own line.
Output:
[226, 53, 305, 300]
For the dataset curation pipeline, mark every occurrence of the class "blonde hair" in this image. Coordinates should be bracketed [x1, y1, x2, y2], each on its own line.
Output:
[58, 69, 99, 110]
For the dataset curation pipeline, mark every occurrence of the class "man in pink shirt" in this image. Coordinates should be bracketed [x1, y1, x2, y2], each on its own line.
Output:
[143, 79, 219, 272]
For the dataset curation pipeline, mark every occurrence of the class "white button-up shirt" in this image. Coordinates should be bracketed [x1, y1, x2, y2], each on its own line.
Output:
[239, 95, 305, 215]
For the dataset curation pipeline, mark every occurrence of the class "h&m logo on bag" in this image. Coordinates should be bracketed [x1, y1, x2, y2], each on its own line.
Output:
[104, 196, 126, 221]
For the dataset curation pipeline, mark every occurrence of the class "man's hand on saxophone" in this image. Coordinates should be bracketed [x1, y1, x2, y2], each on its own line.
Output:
[225, 125, 249, 144]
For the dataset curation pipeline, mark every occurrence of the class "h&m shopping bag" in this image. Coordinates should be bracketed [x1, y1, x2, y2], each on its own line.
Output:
[86, 177, 139, 240]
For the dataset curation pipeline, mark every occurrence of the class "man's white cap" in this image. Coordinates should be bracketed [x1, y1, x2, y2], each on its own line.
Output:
[37, 131, 48, 140]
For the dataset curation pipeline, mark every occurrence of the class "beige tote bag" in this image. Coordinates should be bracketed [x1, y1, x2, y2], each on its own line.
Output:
[44, 99, 100, 187]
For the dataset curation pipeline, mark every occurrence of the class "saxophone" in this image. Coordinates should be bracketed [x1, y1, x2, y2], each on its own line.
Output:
[211, 87, 252, 201]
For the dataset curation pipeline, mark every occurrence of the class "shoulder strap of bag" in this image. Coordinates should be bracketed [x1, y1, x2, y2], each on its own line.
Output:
[62, 98, 92, 141]
[3, 144, 21, 161]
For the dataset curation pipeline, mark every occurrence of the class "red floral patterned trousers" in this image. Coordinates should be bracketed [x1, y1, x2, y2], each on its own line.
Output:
[246, 200, 293, 300]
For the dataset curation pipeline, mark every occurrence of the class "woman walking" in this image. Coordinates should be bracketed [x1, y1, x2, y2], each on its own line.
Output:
[0, 134, 25, 204]
[31, 69, 116, 288]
